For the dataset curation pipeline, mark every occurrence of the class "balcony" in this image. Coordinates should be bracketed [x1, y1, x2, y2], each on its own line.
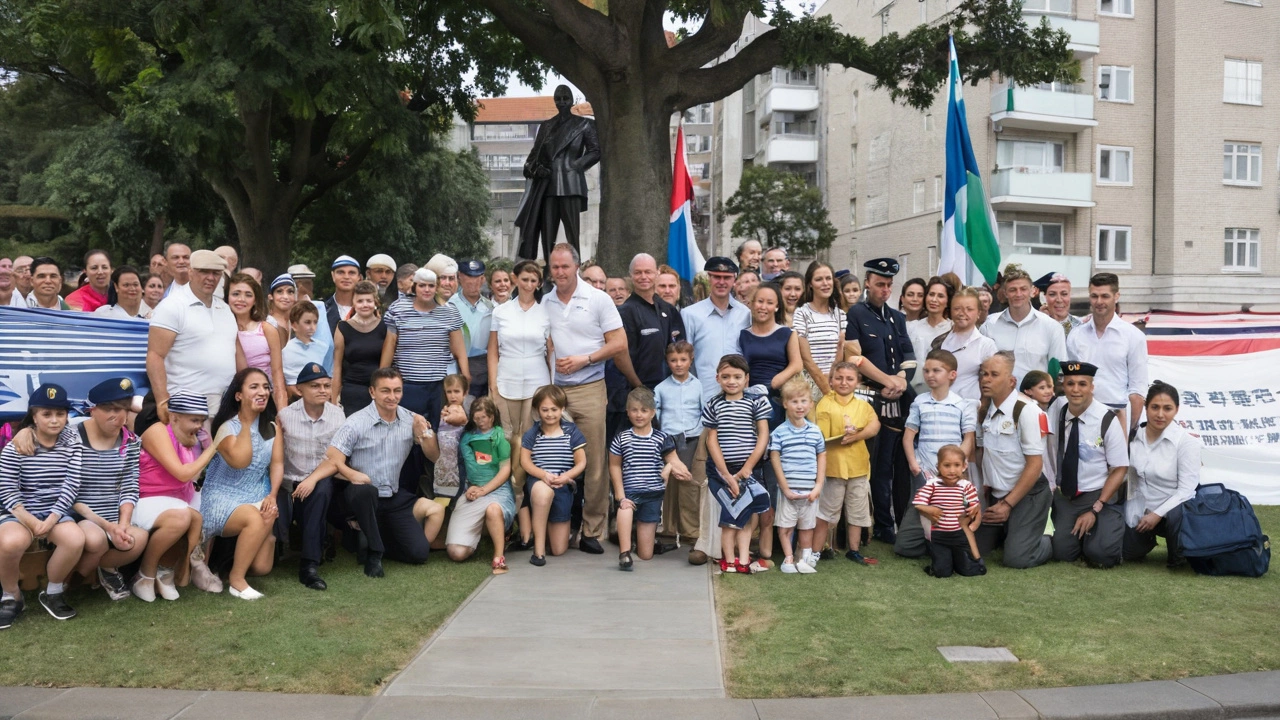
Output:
[761, 86, 821, 120]
[763, 135, 819, 164]
[1023, 12, 1100, 57]
[991, 85, 1096, 133]
[990, 169, 1095, 213]
[999, 252, 1094, 289]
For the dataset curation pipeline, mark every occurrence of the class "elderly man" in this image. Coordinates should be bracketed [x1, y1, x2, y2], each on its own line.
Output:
[542, 243, 627, 554]
[391, 263, 417, 305]
[148, 249, 238, 424]
[981, 263, 1067, 385]
[973, 352, 1053, 569]
[1066, 272, 1148, 432]
[605, 277, 629, 306]
[1034, 272, 1082, 337]
[425, 254, 458, 303]
[12, 255, 33, 299]
[0, 258, 19, 307]
[450, 259, 495, 398]
[164, 243, 191, 296]
[26, 257, 68, 310]
[681, 256, 751, 565]
[214, 245, 239, 275]
[735, 240, 762, 274]
[366, 254, 397, 296]
[325, 255, 361, 332]
[1045, 361, 1128, 568]
[150, 254, 169, 286]
[761, 247, 790, 281]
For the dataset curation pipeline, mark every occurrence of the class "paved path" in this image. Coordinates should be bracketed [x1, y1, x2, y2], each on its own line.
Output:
[382, 547, 724, 699]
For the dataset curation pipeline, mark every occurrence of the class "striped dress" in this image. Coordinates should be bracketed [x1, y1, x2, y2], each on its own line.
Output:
[67, 425, 141, 524]
[0, 437, 81, 521]
[383, 299, 463, 383]
[199, 417, 273, 537]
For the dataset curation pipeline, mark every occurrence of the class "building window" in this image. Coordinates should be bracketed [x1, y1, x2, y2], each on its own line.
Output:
[772, 67, 816, 86]
[773, 111, 817, 136]
[1224, 59, 1263, 105]
[1224, 228, 1260, 271]
[1224, 142, 1263, 185]
[1024, 0, 1072, 12]
[851, 91, 859, 125]
[1096, 225, 1132, 268]
[1099, 66, 1134, 103]
[849, 199, 857, 228]
[933, 175, 943, 209]
[996, 139, 1065, 173]
[924, 113, 934, 132]
[878, 7, 890, 37]
[913, 181, 926, 214]
[1098, 0, 1134, 16]
[683, 104, 712, 124]
[999, 221, 1064, 255]
[472, 123, 535, 141]
[1097, 145, 1133, 185]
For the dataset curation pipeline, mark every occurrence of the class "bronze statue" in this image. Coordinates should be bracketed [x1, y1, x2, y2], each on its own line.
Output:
[515, 85, 601, 261]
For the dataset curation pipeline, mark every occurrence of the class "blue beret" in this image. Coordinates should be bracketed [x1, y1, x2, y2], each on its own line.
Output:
[458, 259, 486, 277]
[703, 257, 739, 274]
[295, 362, 330, 385]
[88, 377, 135, 406]
[863, 258, 900, 277]
[29, 383, 71, 410]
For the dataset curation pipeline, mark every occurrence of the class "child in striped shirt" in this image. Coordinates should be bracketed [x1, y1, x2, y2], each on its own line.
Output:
[610, 388, 689, 571]
[770, 377, 827, 575]
[521, 385, 586, 566]
[912, 445, 985, 578]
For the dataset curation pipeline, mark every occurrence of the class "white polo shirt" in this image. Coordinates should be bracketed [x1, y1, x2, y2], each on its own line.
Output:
[1045, 397, 1130, 494]
[977, 391, 1047, 497]
[150, 283, 238, 397]
[1066, 315, 1148, 407]
[981, 308, 1067, 384]
[939, 327, 999, 401]
[542, 279, 623, 386]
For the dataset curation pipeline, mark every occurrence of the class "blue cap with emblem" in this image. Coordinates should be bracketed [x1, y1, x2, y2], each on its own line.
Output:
[458, 259, 486, 277]
[863, 258, 900, 277]
[1060, 361, 1098, 377]
[295, 362, 330, 385]
[1033, 271, 1069, 293]
[704, 256, 739, 275]
[88, 377, 135, 406]
[29, 383, 71, 410]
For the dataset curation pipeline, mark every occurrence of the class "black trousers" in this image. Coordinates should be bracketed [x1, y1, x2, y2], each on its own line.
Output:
[275, 478, 333, 565]
[927, 529, 987, 578]
[1122, 505, 1186, 567]
[340, 484, 430, 564]
[518, 195, 585, 261]
[868, 425, 908, 535]
[399, 380, 442, 496]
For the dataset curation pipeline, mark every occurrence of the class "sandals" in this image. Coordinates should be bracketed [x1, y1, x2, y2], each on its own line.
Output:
[492, 556, 509, 575]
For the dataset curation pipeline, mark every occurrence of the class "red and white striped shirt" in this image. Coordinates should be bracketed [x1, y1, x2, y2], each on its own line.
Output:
[912, 479, 978, 532]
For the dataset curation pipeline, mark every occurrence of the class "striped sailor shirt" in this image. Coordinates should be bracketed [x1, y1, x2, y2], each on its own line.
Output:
[610, 427, 676, 495]
[383, 298, 463, 383]
[0, 439, 82, 521]
[702, 394, 771, 467]
[68, 425, 140, 523]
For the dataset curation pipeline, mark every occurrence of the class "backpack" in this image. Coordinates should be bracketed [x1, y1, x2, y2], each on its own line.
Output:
[978, 397, 1026, 426]
[1179, 483, 1270, 577]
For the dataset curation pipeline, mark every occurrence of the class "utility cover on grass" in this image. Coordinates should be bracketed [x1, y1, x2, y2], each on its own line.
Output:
[937, 646, 1019, 663]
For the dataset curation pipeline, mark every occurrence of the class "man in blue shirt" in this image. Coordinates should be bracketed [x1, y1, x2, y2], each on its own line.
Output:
[449, 259, 495, 398]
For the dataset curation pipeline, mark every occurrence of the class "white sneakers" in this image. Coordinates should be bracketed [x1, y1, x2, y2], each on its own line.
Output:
[781, 553, 819, 574]
[229, 585, 263, 601]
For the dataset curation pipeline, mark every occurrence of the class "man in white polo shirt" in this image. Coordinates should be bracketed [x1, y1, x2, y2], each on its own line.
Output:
[981, 263, 1066, 385]
[148, 249, 238, 425]
[1066, 272, 1148, 432]
[542, 242, 627, 554]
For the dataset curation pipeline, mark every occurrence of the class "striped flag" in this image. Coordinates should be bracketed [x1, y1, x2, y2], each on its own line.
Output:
[667, 123, 705, 282]
[939, 36, 1001, 286]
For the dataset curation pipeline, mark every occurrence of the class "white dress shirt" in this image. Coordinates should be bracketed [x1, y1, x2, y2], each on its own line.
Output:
[1066, 315, 1148, 407]
[981, 308, 1067, 385]
[1125, 422, 1201, 525]
[976, 391, 1047, 497]
[906, 317, 951, 396]
[940, 327, 998, 401]
[1045, 397, 1130, 493]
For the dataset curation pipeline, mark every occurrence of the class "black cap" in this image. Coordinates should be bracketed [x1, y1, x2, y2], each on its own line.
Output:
[295, 362, 330, 385]
[863, 258, 899, 277]
[704, 256, 739, 275]
[458, 259, 486, 277]
[30, 383, 71, 410]
[1033, 272, 1069, 292]
[834, 269, 851, 279]
[1060, 361, 1098, 377]
[88, 377, 135, 406]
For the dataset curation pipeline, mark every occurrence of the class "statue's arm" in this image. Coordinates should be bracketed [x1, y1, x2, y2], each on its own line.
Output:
[575, 120, 601, 171]
[524, 124, 549, 179]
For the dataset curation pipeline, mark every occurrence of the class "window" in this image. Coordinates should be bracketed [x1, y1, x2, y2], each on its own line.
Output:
[913, 181, 926, 213]
[996, 139, 1065, 173]
[1099, 66, 1134, 103]
[999, 221, 1064, 255]
[878, 6, 890, 37]
[472, 123, 535, 141]
[1097, 145, 1133, 185]
[933, 175, 943, 209]
[851, 91, 859, 125]
[1024, 0, 1072, 12]
[849, 199, 857, 228]
[1099, 0, 1133, 16]
[1224, 228, 1260, 271]
[924, 113, 934, 132]
[683, 104, 711, 124]
[1224, 143, 1263, 185]
[773, 111, 817, 136]
[1096, 225, 1132, 268]
[1224, 59, 1262, 105]
[772, 67, 816, 86]
[686, 134, 712, 153]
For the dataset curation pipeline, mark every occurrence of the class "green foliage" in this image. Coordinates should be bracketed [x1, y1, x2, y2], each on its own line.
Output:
[722, 165, 836, 258]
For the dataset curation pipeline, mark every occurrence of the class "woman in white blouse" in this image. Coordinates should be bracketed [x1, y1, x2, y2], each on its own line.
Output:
[792, 261, 845, 402]
[487, 259, 553, 550]
[905, 276, 953, 396]
[1123, 380, 1201, 567]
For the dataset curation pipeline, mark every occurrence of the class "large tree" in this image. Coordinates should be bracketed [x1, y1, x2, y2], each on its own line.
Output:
[723, 164, 835, 257]
[480, 0, 1076, 272]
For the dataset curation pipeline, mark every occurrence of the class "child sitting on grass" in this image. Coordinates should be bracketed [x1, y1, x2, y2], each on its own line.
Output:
[912, 445, 985, 578]
[769, 377, 827, 574]
[610, 388, 690, 571]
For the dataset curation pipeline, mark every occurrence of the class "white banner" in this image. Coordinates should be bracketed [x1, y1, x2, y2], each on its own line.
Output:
[1148, 349, 1280, 505]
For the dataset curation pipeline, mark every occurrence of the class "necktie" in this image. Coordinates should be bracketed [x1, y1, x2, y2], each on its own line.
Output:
[1060, 417, 1080, 497]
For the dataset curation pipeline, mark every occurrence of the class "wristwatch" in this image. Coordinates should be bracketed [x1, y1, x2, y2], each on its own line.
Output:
[1092, 500, 1104, 514]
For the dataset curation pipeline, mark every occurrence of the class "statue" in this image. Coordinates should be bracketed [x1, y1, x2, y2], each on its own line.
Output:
[515, 85, 601, 261]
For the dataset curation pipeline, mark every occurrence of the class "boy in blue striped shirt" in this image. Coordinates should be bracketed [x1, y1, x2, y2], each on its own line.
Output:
[610, 388, 689, 571]
[769, 377, 827, 574]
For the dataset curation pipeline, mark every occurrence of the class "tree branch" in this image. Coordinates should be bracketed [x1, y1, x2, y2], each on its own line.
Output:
[296, 138, 375, 212]
[238, 103, 276, 192]
[661, 6, 749, 74]
[673, 27, 786, 109]
[540, 0, 622, 65]
[477, 0, 588, 82]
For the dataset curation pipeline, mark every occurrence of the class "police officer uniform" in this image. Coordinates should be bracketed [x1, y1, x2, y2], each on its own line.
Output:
[844, 258, 916, 541]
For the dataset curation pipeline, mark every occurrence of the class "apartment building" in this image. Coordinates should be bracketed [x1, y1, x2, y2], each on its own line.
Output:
[819, 0, 1280, 310]
[671, 103, 716, 253]
[468, 97, 601, 260]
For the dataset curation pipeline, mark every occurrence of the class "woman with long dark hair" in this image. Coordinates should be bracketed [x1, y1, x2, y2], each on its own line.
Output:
[1123, 381, 1202, 567]
[227, 273, 288, 412]
[199, 368, 282, 600]
[906, 276, 954, 396]
[897, 277, 926, 322]
[776, 271, 805, 327]
[94, 266, 151, 320]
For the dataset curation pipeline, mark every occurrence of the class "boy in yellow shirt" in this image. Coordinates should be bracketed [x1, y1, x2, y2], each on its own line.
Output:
[812, 361, 881, 566]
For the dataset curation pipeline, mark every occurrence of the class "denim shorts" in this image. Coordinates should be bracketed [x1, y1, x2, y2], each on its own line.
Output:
[533, 478, 575, 524]
[625, 490, 665, 524]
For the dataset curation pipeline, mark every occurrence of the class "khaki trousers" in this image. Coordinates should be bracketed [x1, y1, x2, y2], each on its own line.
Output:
[562, 380, 608, 539]
[494, 394, 535, 504]
[692, 434, 722, 560]
[659, 435, 702, 540]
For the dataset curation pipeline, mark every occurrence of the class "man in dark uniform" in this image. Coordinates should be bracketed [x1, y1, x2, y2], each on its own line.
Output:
[843, 258, 916, 543]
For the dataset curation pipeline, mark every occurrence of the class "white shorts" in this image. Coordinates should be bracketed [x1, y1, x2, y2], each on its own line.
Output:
[774, 492, 819, 530]
[132, 496, 196, 531]
[818, 476, 871, 526]
[445, 494, 512, 550]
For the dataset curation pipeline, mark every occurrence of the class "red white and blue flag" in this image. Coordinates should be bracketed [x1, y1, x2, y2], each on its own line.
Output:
[667, 124, 705, 282]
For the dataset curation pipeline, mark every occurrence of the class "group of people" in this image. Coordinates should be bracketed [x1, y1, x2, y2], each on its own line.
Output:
[0, 236, 1199, 630]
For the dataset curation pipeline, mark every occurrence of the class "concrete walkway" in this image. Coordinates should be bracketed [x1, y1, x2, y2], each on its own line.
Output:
[383, 547, 724, 699]
[4, 671, 1280, 719]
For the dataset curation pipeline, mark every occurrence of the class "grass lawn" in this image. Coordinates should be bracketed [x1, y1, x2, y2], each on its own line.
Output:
[0, 552, 490, 694]
[716, 506, 1280, 699]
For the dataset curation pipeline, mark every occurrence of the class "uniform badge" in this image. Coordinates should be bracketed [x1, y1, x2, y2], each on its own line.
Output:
[120, 379, 132, 390]
[1001, 420, 1013, 432]
[47, 387, 57, 400]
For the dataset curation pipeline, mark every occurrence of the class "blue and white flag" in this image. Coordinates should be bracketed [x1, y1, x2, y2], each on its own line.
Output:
[0, 307, 150, 419]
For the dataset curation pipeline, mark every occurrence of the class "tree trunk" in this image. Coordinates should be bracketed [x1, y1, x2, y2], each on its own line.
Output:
[592, 80, 673, 276]
[149, 215, 167, 258]
[211, 176, 295, 282]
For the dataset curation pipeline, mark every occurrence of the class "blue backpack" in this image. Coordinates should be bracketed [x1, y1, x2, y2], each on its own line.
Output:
[1179, 483, 1270, 577]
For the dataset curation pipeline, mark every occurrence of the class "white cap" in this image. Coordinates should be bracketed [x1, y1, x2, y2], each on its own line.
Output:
[425, 253, 458, 277]
[412, 267, 438, 285]
[287, 264, 316, 279]
[366, 254, 397, 271]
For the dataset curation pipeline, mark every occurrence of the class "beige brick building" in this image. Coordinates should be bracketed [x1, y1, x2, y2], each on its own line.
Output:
[818, 0, 1280, 310]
